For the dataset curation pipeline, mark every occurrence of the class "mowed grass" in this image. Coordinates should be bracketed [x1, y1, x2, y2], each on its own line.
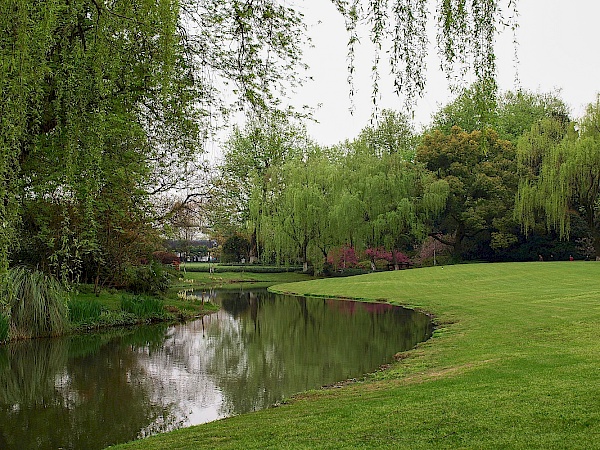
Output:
[109, 262, 600, 449]
[174, 268, 314, 290]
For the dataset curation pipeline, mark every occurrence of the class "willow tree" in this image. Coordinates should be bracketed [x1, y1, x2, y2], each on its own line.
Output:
[330, 0, 517, 115]
[341, 145, 449, 257]
[220, 114, 311, 262]
[1, 0, 308, 281]
[0, 0, 201, 284]
[516, 96, 600, 257]
[259, 148, 337, 272]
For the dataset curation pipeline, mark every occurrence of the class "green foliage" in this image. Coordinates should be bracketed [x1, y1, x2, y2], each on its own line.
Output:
[333, 1, 515, 112]
[120, 295, 165, 319]
[126, 262, 172, 296]
[1, 0, 309, 285]
[68, 298, 103, 324]
[430, 87, 569, 145]
[496, 90, 570, 144]
[221, 235, 251, 264]
[516, 95, 600, 256]
[417, 127, 518, 259]
[217, 113, 311, 261]
[231, 114, 449, 271]
[0, 267, 70, 338]
[0, 313, 8, 343]
[354, 109, 418, 159]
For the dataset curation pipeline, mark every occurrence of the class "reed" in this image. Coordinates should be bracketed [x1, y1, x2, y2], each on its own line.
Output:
[0, 313, 9, 342]
[1, 267, 70, 338]
[120, 294, 165, 319]
[68, 298, 103, 324]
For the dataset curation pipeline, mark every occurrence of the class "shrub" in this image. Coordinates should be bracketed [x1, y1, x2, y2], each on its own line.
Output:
[327, 246, 359, 270]
[68, 298, 103, 324]
[127, 261, 172, 295]
[356, 260, 373, 271]
[374, 258, 390, 270]
[152, 251, 181, 270]
[120, 294, 164, 319]
[1, 266, 70, 338]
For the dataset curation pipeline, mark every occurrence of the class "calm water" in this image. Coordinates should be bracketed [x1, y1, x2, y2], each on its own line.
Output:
[0, 289, 432, 450]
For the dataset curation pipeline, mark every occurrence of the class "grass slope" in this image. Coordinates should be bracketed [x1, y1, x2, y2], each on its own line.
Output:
[110, 262, 600, 449]
[174, 269, 314, 290]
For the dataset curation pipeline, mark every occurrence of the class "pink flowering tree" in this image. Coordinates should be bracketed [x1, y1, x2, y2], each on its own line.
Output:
[327, 245, 359, 270]
[365, 247, 412, 270]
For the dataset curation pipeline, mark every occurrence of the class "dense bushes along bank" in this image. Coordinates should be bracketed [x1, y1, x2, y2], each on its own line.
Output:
[0, 266, 214, 343]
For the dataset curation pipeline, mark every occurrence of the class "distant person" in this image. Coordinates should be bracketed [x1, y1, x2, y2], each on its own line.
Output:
[569, 255, 574, 261]
[538, 254, 544, 261]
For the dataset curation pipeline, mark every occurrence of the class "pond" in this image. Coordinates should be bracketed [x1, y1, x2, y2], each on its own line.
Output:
[0, 289, 432, 450]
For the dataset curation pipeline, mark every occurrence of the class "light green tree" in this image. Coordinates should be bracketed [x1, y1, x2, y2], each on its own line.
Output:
[516, 96, 600, 257]
[220, 113, 310, 262]
[0, 0, 307, 281]
[259, 148, 335, 272]
[429, 86, 569, 144]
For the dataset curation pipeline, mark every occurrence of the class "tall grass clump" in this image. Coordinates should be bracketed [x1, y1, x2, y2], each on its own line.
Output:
[68, 298, 103, 324]
[0, 313, 9, 343]
[120, 294, 164, 319]
[0, 266, 70, 338]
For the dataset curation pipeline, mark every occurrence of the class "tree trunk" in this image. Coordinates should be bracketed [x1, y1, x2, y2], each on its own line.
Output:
[453, 222, 466, 259]
[593, 231, 600, 260]
[249, 227, 258, 262]
[302, 240, 309, 272]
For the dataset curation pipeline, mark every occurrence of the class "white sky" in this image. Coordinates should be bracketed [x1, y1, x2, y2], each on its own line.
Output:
[294, 0, 600, 147]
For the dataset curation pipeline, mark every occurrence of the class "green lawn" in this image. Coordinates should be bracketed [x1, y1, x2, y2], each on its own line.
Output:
[173, 267, 314, 290]
[109, 262, 600, 449]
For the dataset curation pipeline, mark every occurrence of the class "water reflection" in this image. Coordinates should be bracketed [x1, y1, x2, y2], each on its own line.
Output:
[0, 290, 432, 450]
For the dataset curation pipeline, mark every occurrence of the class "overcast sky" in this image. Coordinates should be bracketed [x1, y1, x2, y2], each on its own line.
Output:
[294, 1, 600, 147]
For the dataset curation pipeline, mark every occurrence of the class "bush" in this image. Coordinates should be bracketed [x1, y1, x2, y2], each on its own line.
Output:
[0, 266, 70, 338]
[68, 298, 103, 324]
[120, 294, 165, 319]
[327, 246, 359, 270]
[127, 261, 172, 295]
[356, 260, 374, 271]
[374, 258, 389, 270]
[152, 251, 181, 270]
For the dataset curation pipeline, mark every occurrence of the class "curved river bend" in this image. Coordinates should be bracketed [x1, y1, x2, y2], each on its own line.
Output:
[0, 289, 432, 450]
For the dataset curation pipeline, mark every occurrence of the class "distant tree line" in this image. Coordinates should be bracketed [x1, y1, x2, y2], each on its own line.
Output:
[213, 89, 600, 272]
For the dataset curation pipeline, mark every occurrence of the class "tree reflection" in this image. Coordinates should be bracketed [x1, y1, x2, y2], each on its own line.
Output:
[0, 290, 432, 449]
[0, 326, 176, 450]
[202, 290, 432, 417]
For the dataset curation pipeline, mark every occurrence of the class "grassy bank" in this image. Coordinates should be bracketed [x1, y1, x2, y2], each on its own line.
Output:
[173, 266, 315, 290]
[68, 288, 218, 332]
[110, 262, 600, 449]
[70, 270, 313, 332]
